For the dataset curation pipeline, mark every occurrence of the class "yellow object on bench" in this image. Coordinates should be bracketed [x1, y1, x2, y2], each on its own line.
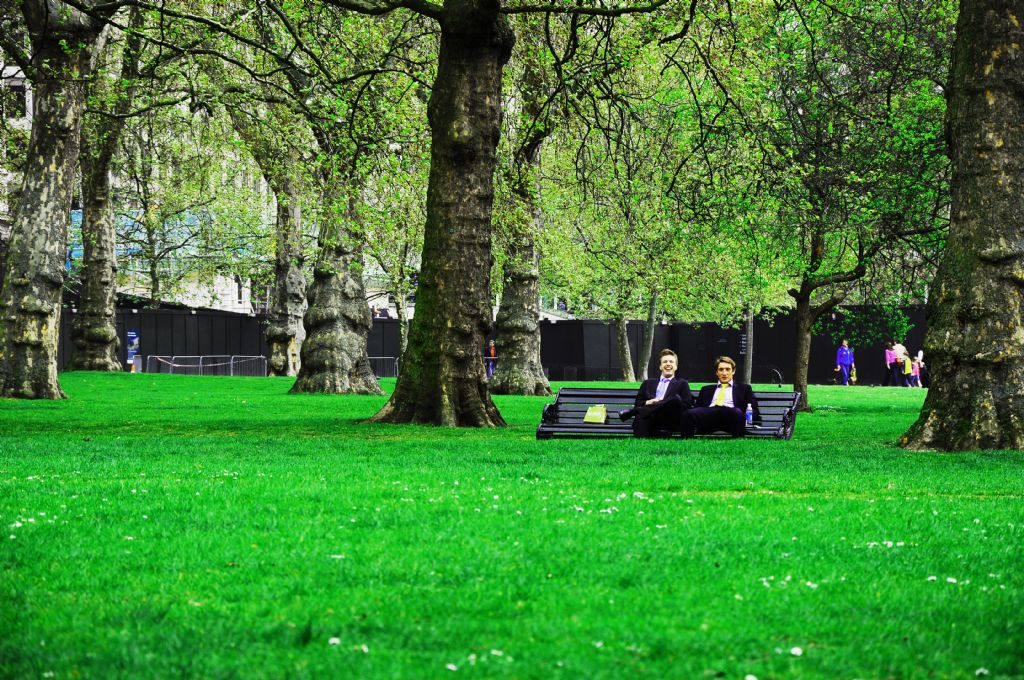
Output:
[582, 404, 608, 424]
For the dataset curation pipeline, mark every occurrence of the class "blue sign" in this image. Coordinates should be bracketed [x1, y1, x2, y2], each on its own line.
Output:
[126, 330, 140, 363]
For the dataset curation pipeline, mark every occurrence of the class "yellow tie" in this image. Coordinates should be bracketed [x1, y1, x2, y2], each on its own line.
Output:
[714, 383, 728, 406]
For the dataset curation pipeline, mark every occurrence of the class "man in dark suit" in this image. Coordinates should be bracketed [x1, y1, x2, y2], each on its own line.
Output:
[619, 349, 693, 438]
[679, 355, 760, 438]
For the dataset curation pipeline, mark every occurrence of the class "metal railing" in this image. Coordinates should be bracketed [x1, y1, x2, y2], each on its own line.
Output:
[145, 355, 268, 376]
[369, 356, 400, 378]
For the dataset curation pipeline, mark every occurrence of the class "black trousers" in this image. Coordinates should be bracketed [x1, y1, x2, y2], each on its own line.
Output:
[632, 395, 685, 438]
[680, 405, 746, 438]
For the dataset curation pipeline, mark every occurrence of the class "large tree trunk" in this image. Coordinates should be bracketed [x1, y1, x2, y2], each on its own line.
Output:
[372, 0, 513, 426]
[490, 228, 550, 395]
[637, 293, 658, 381]
[69, 153, 121, 371]
[0, 7, 105, 398]
[614, 316, 636, 382]
[290, 194, 380, 394]
[266, 191, 306, 377]
[68, 18, 141, 372]
[903, 0, 1024, 450]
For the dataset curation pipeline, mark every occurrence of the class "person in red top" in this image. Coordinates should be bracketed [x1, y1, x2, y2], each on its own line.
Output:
[485, 340, 496, 379]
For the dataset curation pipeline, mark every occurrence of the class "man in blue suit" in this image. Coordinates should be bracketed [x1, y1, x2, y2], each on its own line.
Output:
[619, 349, 693, 438]
[679, 355, 760, 438]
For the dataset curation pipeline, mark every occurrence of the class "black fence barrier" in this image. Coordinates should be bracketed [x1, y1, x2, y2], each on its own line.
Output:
[532, 307, 926, 386]
[57, 302, 926, 386]
[58, 305, 268, 371]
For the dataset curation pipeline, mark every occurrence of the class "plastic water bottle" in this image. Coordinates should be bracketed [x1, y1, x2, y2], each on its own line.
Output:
[745, 405, 753, 426]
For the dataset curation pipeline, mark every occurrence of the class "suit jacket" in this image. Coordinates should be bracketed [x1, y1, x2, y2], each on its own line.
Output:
[635, 376, 694, 409]
[696, 382, 761, 421]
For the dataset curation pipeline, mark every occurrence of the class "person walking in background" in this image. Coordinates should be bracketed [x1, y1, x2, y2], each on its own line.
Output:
[910, 357, 922, 387]
[883, 341, 898, 386]
[485, 340, 497, 379]
[835, 339, 855, 386]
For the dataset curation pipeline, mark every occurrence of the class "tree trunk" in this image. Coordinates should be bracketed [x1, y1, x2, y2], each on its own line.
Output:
[0, 14, 103, 398]
[489, 24, 551, 397]
[792, 295, 813, 411]
[290, 195, 380, 394]
[266, 191, 306, 377]
[903, 0, 1024, 450]
[68, 157, 121, 371]
[372, 0, 513, 426]
[396, 294, 410, 356]
[68, 8, 141, 373]
[490, 229, 550, 395]
[220, 103, 308, 377]
[637, 293, 658, 381]
[614, 316, 636, 382]
[743, 305, 754, 385]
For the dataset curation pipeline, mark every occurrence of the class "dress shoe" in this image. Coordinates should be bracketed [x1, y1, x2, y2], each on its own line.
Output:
[618, 408, 637, 421]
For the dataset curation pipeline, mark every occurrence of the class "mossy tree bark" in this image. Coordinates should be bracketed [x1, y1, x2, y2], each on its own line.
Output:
[69, 13, 143, 373]
[0, 2, 107, 398]
[290, 189, 380, 394]
[372, 0, 513, 426]
[266, 190, 307, 377]
[490, 221, 550, 395]
[903, 0, 1024, 450]
[70, 142, 123, 372]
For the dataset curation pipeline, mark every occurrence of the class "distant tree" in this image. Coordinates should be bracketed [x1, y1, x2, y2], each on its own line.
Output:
[722, 0, 953, 409]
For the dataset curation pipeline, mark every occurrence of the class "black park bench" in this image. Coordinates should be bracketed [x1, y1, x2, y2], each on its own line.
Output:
[536, 386, 801, 440]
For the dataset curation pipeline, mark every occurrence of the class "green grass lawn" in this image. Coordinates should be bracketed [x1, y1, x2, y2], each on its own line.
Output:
[1, 374, 1022, 679]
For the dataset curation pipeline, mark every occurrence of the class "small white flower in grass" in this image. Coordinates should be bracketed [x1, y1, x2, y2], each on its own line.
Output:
[43, 673, 55, 678]
[790, 647, 803, 656]
[745, 675, 758, 680]
[927, 576, 937, 582]
[947, 577, 958, 584]
[328, 637, 341, 646]
[357, 644, 369, 653]
[805, 582, 818, 589]
[490, 649, 504, 657]
[975, 668, 989, 676]
[124, 536, 135, 541]
[446, 663, 459, 671]
[328, 554, 345, 560]
[594, 641, 604, 648]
